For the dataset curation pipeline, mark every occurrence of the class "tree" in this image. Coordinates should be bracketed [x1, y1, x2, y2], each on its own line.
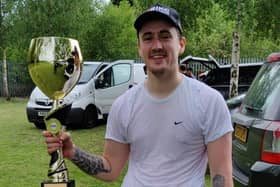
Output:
[214, 0, 280, 57]
[84, 1, 138, 61]
[2, 0, 280, 66]
[187, 3, 235, 58]
[254, 0, 280, 40]
[0, 0, 15, 100]
[9, 0, 95, 61]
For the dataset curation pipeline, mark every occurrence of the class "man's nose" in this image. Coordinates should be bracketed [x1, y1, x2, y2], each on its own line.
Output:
[151, 38, 163, 49]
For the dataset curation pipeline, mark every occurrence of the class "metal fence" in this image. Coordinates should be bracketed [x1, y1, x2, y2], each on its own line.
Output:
[0, 62, 34, 97]
[215, 57, 265, 65]
[0, 57, 266, 97]
[184, 57, 265, 78]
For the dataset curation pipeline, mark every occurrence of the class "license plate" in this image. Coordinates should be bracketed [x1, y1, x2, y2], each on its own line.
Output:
[234, 124, 248, 143]
[38, 111, 48, 117]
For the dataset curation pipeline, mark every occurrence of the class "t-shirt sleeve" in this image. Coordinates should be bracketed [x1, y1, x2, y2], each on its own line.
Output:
[202, 91, 234, 144]
[105, 95, 129, 144]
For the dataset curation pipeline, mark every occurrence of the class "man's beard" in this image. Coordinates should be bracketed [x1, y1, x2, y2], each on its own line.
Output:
[150, 67, 166, 77]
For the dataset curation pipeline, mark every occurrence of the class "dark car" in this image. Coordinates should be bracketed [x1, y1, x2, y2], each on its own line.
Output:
[180, 55, 263, 99]
[232, 52, 280, 187]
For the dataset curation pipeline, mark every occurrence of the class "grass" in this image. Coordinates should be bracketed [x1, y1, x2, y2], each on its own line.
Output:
[0, 97, 211, 187]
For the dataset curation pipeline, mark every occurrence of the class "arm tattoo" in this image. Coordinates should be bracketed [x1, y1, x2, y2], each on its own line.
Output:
[212, 174, 225, 187]
[71, 147, 111, 175]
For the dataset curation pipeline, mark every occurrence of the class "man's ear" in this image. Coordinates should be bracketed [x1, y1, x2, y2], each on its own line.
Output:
[179, 36, 187, 55]
[137, 40, 143, 57]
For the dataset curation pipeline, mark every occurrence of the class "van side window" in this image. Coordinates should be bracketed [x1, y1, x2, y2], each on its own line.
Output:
[96, 63, 132, 89]
[95, 68, 111, 89]
[113, 64, 131, 85]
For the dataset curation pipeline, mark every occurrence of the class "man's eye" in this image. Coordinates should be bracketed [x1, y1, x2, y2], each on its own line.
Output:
[160, 33, 171, 39]
[142, 35, 152, 41]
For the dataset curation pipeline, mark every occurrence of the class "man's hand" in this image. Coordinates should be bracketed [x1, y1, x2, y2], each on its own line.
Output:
[42, 131, 75, 159]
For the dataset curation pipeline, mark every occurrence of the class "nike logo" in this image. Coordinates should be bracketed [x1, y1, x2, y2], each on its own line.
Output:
[174, 121, 183, 125]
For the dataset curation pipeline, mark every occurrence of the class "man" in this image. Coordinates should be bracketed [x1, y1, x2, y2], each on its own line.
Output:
[179, 63, 187, 75]
[186, 67, 196, 79]
[43, 3, 233, 187]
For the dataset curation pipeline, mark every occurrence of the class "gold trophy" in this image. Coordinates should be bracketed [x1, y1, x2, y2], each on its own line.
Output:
[27, 37, 83, 187]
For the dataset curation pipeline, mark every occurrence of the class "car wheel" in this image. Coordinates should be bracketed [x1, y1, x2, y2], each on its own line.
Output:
[34, 122, 46, 129]
[82, 106, 98, 129]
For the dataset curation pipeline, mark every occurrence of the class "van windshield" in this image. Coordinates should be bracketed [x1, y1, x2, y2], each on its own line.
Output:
[78, 63, 100, 84]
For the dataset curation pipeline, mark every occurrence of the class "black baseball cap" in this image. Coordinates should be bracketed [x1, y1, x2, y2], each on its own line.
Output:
[134, 3, 183, 34]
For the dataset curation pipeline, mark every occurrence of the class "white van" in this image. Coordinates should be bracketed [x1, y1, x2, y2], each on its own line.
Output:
[26, 60, 146, 129]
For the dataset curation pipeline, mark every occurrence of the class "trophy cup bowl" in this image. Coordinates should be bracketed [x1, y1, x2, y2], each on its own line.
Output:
[27, 36, 83, 187]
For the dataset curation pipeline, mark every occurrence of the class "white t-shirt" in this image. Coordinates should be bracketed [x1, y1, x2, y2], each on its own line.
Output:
[105, 76, 233, 187]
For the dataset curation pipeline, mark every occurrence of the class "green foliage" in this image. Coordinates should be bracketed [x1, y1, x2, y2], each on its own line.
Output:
[0, 0, 15, 48]
[254, 0, 280, 40]
[1, 0, 280, 62]
[16, 0, 93, 38]
[187, 3, 235, 58]
[212, 0, 280, 57]
[6, 0, 95, 61]
[241, 34, 280, 57]
[84, 1, 138, 61]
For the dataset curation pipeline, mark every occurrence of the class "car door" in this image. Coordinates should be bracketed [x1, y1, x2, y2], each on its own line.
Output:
[94, 60, 134, 114]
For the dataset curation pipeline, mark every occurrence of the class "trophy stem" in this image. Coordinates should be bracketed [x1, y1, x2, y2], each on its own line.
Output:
[47, 149, 69, 182]
[53, 100, 59, 110]
[45, 100, 69, 182]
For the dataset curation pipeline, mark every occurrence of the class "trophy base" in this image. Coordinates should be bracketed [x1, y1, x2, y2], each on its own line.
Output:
[41, 180, 75, 187]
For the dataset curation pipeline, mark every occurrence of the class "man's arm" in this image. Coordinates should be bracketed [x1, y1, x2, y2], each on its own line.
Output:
[71, 139, 130, 181]
[207, 132, 233, 187]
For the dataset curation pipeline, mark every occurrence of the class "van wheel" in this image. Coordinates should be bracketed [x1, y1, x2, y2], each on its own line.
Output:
[34, 122, 46, 129]
[83, 106, 97, 128]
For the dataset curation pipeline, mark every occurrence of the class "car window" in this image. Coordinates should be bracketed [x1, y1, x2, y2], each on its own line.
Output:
[96, 68, 112, 88]
[78, 63, 99, 84]
[112, 63, 131, 85]
[239, 66, 262, 84]
[243, 62, 280, 119]
[95, 63, 132, 89]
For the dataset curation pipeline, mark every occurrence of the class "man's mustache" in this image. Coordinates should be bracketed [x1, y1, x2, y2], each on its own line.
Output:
[150, 49, 167, 56]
